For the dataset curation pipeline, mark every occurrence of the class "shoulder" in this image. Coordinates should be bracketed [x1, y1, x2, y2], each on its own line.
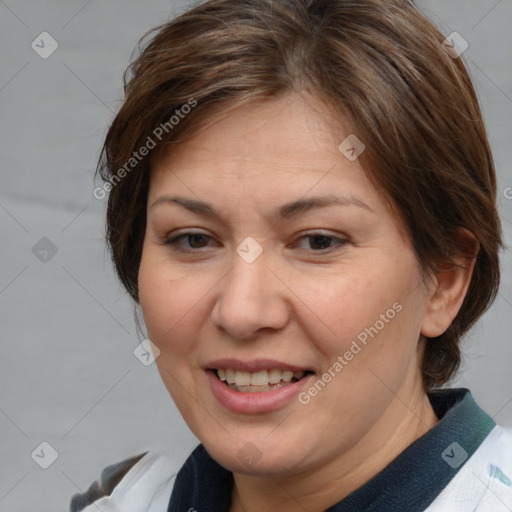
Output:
[426, 424, 512, 511]
[486, 424, 512, 474]
[69, 450, 179, 512]
[69, 452, 147, 511]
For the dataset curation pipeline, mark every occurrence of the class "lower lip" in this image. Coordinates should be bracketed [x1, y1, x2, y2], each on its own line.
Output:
[206, 370, 314, 414]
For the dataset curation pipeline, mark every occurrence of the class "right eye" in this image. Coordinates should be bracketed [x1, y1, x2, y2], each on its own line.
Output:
[163, 231, 216, 252]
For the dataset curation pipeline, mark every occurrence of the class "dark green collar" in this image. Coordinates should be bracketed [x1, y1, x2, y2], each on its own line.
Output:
[327, 388, 495, 511]
[168, 388, 495, 512]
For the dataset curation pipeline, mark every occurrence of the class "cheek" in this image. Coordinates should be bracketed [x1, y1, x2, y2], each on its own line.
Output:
[300, 258, 422, 370]
[137, 247, 227, 365]
[296, 269, 396, 345]
[138, 251, 196, 356]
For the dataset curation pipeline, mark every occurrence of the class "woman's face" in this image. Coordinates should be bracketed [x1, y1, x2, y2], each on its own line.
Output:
[138, 93, 436, 475]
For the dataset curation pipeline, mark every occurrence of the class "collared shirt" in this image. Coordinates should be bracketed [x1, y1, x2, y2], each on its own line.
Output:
[71, 388, 512, 512]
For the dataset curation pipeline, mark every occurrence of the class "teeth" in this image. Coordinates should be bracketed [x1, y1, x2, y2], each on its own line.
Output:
[250, 370, 268, 386]
[235, 371, 251, 386]
[282, 370, 293, 382]
[268, 369, 282, 384]
[215, 368, 307, 389]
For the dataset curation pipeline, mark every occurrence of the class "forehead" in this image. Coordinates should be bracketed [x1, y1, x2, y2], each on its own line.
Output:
[150, 93, 364, 187]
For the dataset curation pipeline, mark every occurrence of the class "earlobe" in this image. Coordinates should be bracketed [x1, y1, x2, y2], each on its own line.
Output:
[420, 228, 479, 338]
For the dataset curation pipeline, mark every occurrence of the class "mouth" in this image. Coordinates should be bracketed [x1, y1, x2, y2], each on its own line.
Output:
[205, 358, 316, 413]
[209, 367, 314, 393]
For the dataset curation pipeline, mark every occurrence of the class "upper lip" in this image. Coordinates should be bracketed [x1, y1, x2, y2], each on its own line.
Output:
[206, 358, 313, 373]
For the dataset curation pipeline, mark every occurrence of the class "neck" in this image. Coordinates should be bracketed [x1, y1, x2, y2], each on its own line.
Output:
[230, 382, 439, 512]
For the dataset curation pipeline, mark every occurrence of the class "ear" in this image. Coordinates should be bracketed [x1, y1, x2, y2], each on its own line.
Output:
[420, 228, 479, 338]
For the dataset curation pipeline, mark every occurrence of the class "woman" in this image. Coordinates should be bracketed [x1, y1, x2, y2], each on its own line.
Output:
[71, 0, 512, 510]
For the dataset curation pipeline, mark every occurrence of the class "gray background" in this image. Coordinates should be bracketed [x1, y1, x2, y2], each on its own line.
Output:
[1, 1, 511, 510]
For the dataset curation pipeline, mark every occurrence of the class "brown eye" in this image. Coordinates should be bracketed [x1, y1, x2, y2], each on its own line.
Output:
[309, 235, 334, 250]
[187, 234, 210, 248]
[164, 232, 214, 251]
[294, 232, 349, 252]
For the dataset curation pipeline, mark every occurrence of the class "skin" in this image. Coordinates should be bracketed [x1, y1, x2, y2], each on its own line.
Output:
[138, 92, 477, 512]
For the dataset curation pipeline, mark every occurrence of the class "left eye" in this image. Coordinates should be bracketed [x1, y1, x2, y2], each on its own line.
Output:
[293, 233, 348, 251]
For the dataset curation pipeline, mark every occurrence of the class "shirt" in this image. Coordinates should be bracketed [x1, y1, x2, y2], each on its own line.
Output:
[70, 387, 512, 511]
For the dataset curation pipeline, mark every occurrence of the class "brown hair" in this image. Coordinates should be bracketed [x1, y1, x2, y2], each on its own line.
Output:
[96, 0, 502, 390]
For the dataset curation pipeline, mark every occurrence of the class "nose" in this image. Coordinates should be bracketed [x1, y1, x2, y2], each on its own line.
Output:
[210, 246, 290, 340]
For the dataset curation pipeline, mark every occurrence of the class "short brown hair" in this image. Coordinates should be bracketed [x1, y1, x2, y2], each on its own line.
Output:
[97, 0, 502, 390]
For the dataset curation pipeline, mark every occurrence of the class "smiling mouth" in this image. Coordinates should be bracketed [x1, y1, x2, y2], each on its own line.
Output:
[212, 368, 314, 393]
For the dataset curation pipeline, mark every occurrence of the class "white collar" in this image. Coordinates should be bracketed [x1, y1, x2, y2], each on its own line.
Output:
[80, 450, 178, 512]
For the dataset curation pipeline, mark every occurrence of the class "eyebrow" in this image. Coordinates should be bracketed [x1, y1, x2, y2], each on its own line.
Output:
[150, 194, 374, 219]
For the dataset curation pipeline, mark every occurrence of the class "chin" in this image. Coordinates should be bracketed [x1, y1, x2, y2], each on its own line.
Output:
[202, 434, 311, 476]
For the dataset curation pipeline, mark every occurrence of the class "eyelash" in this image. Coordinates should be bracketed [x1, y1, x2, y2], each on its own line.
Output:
[162, 231, 349, 254]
